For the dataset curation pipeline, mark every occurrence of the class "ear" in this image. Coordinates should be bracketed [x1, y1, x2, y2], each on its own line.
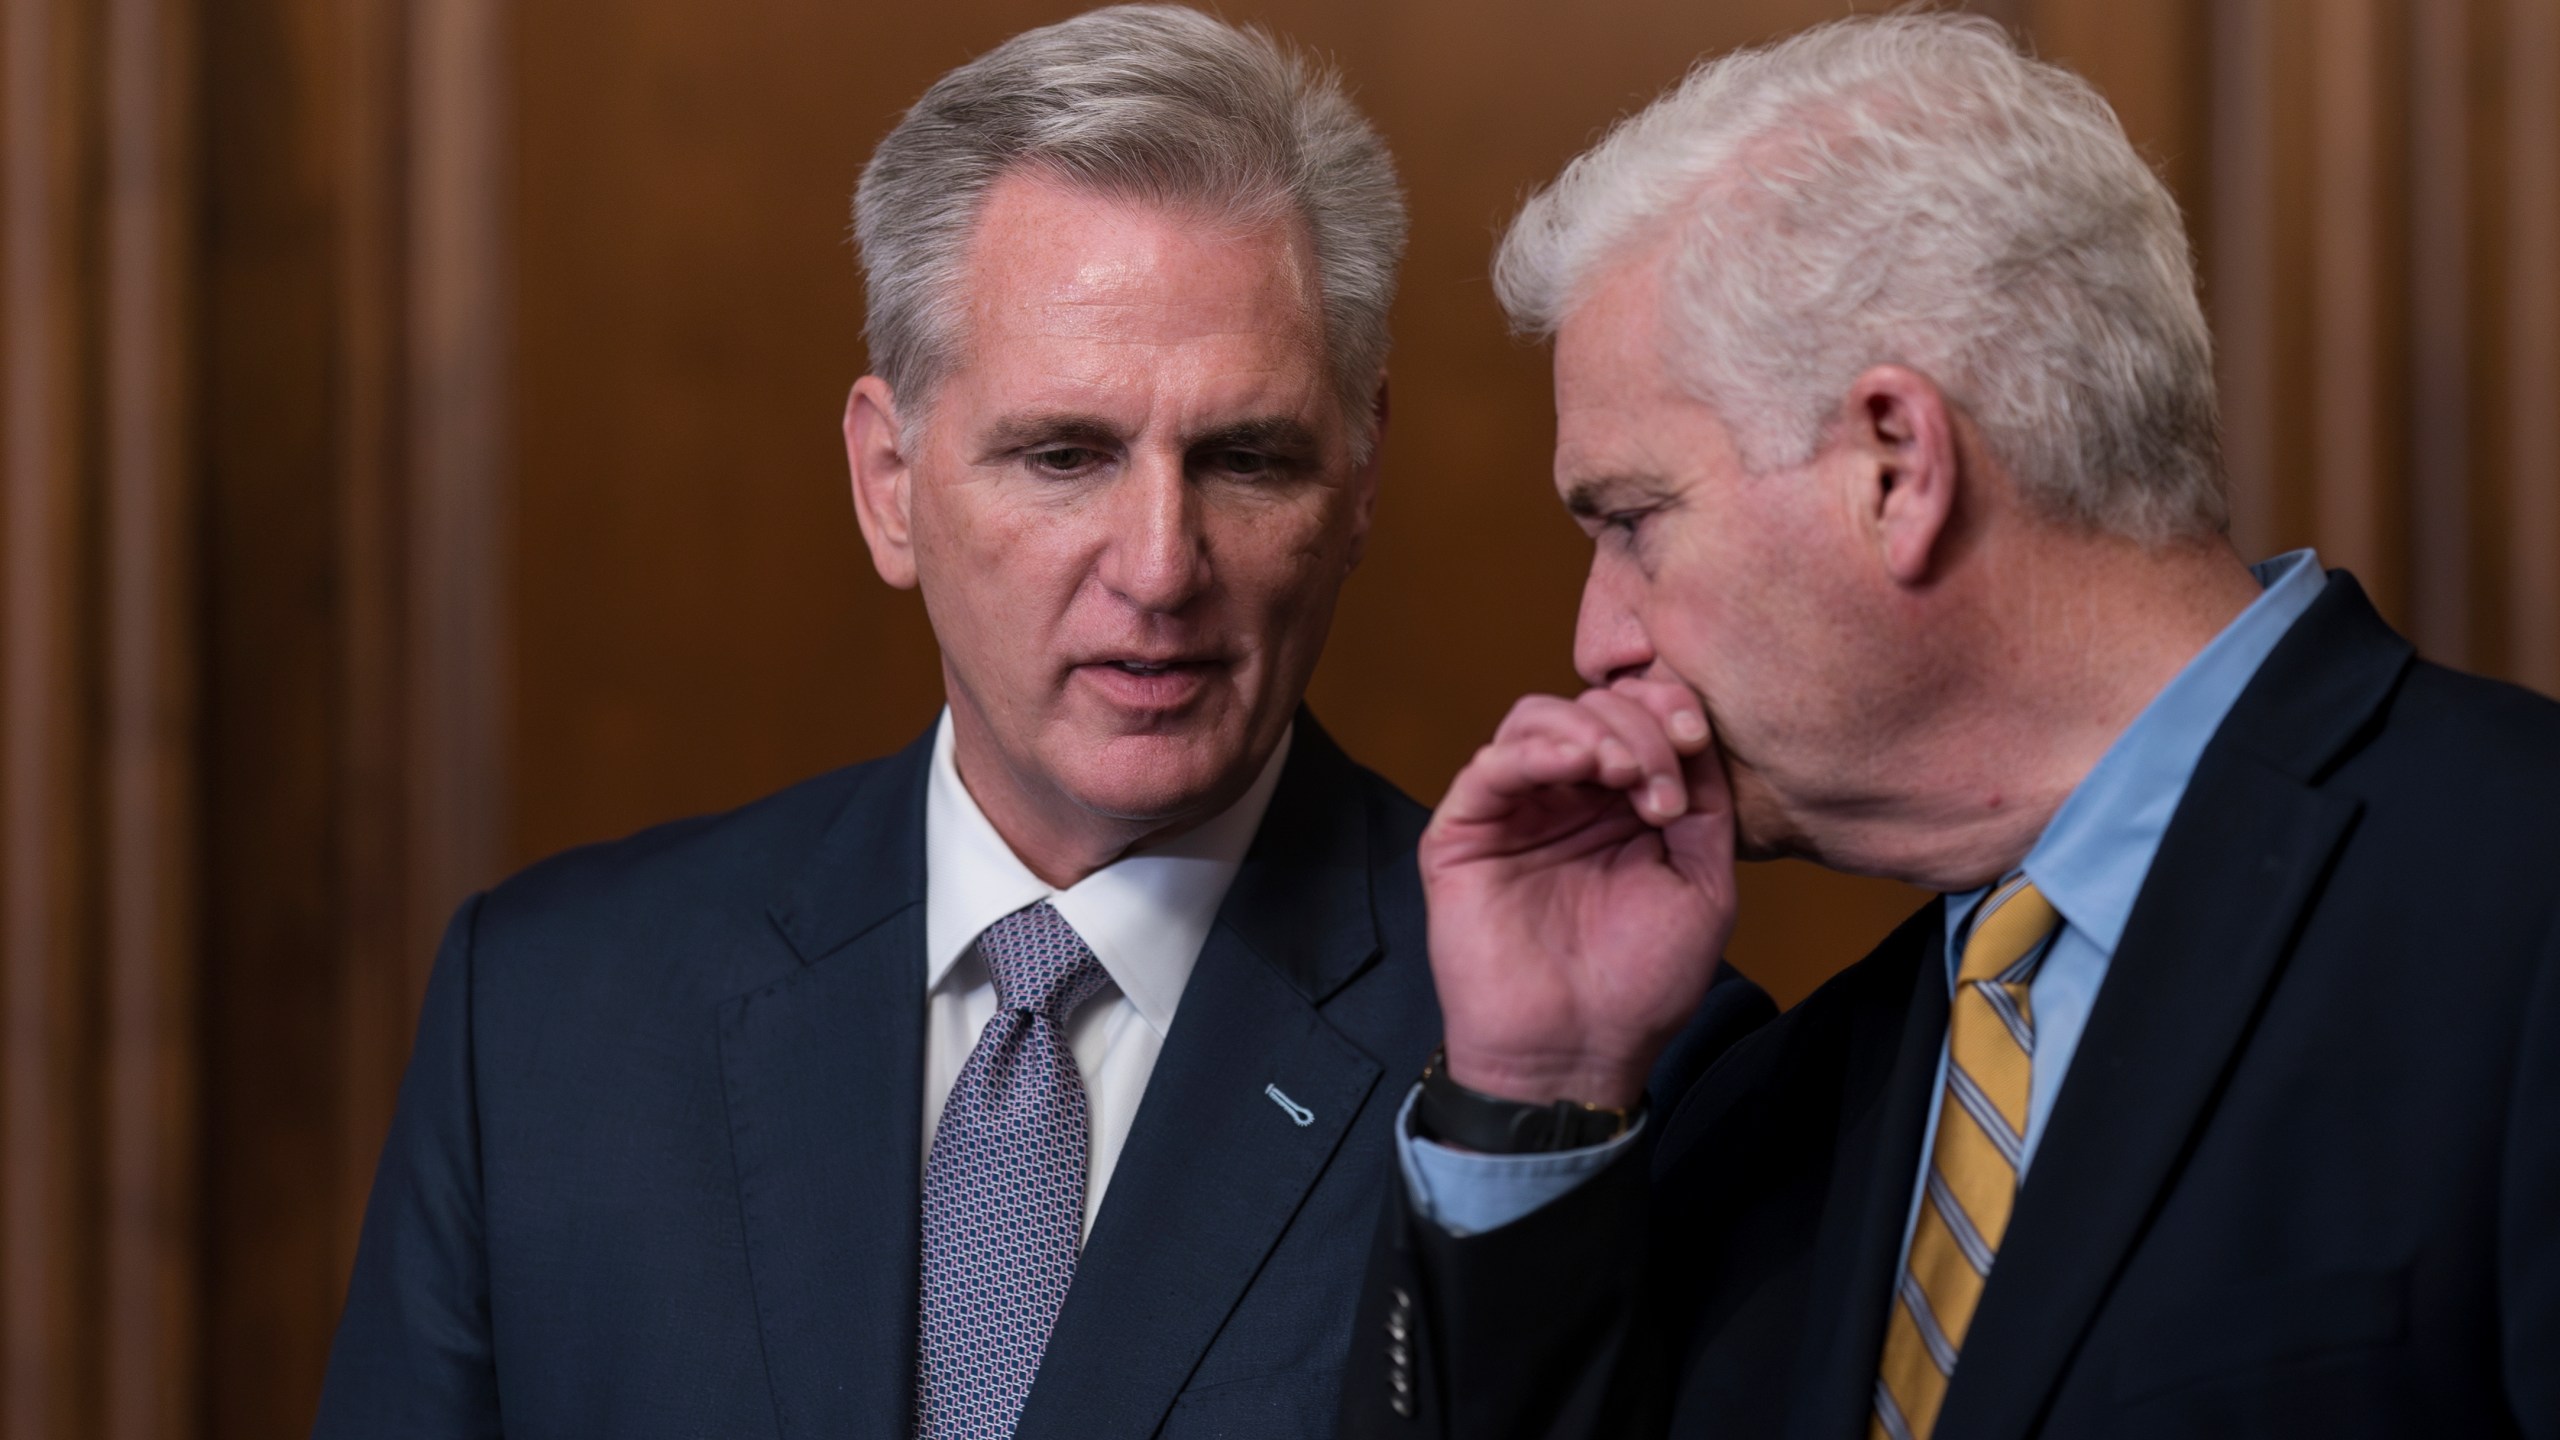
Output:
[1841, 364, 1961, 587]
[1342, 375, 1390, 570]
[845, 375, 919, 590]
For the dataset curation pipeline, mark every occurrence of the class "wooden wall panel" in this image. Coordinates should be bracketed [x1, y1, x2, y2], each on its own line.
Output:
[196, 0, 511, 1432]
[2, 2, 105, 1432]
[2205, 0, 2560, 690]
[2405, 0, 2474, 662]
[2, 0, 199, 1434]
[2209, 0, 2286, 557]
[2026, 0, 2208, 209]
[320, 0, 410, 1317]
[2309, 0, 2409, 615]
[403, 0, 507, 1001]
[96, 0, 198, 1433]
[4, 4, 2559, 1436]
[196, 0, 378, 1429]
[2508, 0, 2560, 694]
[508, 0, 947, 866]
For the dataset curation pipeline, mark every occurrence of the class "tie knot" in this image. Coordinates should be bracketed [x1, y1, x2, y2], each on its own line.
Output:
[1958, 875, 2062, 987]
[976, 901, 1112, 1022]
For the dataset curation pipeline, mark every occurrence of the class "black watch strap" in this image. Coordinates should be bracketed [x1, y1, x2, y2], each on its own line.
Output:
[1411, 1047, 1639, 1154]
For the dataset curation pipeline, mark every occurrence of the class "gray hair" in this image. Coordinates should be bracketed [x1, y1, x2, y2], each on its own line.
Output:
[1494, 13, 2224, 542]
[854, 5, 1406, 459]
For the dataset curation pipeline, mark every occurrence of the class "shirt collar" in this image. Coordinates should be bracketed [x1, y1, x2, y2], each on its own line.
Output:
[1945, 549, 2328, 958]
[922, 711, 1293, 1036]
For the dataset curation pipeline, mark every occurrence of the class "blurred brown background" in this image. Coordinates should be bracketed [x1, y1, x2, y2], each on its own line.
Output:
[4, 0, 2557, 1433]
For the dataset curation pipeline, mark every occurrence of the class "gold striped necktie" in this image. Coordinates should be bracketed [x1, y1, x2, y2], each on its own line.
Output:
[1872, 875, 2063, 1440]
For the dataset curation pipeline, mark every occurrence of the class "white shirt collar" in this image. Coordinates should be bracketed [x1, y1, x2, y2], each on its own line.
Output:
[922, 710, 1293, 1036]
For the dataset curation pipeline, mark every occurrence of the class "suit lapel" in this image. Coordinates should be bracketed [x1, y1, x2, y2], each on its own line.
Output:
[1013, 719, 1388, 1440]
[720, 730, 934, 1440]
[1785, 908, 1952, 1440]
[1937, 574, 2411, 1440]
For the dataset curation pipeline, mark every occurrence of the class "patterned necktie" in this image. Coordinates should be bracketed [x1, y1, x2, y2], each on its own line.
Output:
[1873, 875, 2063, 1440]
[916, 901, 1113, 1440]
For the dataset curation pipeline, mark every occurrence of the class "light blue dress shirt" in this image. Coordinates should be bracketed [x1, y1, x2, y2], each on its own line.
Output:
[1402, 550, 2329, 1240]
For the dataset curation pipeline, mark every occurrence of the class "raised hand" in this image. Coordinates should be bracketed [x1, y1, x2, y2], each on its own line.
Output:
[1423, 676, 1739, 1111]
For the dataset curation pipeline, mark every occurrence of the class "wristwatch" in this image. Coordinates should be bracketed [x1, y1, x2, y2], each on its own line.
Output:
[1411, 1047, 1639, 1153]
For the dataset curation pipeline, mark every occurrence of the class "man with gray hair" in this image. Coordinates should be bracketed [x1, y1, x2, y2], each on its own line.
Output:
[315, 9, 1438, 1438]
[1344, 14, 2560, 1438]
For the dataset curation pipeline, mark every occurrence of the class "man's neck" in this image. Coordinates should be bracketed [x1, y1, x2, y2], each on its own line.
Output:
[1813, 535, 2266, 893]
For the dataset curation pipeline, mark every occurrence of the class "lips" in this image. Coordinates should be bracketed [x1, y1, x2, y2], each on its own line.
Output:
[1077, 649, 1225, 673]
[1074, 655, 1225, 710]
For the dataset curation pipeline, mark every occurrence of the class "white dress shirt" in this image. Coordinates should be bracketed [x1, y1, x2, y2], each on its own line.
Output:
[922, 710, 1292, 1239]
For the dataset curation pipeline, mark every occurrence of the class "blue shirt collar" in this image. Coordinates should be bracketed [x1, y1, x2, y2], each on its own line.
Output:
[1945, 549, 2327, 956]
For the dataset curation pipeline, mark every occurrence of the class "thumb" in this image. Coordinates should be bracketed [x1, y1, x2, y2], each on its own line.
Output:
[1658, 806, 1734, 892]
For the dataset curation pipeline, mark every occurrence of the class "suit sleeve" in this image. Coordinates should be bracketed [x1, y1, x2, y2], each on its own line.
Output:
[1338, 1127, 1671, 1440]
[2504, 912, 2560, 1435]
[1338, 969, 1776, 1440]
[311, 895, 504, 1440]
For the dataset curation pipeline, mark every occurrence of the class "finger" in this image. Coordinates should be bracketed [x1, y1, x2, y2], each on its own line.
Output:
[1433, 732, 1609, 827]
[1643, 753, 1727, 848]
[1576, 687, 1690, 824]
[1492, 694, 1649, 792]
[1607, 674, 1712, 755]
[1605, 676, 1730, 822]
[1655, 732, 1738, 903]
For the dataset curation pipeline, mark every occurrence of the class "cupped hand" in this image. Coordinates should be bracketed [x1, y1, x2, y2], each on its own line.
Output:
[1422, 676, 1740, 1111]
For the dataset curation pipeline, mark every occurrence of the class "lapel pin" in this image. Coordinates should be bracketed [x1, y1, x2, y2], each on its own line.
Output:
[1264, 1083, 1315, 1127]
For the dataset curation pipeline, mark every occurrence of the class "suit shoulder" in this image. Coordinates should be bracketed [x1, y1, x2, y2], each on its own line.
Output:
[488, 762, 873, 917]
[2341, 661, 2560, 849]
[462, 749, 919, 1000]
[2385, 662, 2560, 774]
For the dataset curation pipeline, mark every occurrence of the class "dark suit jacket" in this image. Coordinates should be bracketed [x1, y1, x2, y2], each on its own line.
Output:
[1345, 575, 2560, 1439]
[315, 714, 1441, 1439]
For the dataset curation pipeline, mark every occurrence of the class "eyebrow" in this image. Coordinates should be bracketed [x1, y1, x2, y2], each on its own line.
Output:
[1561, 473, 1662, 520]
[1188, 416, 1320, 456]
[977, 411, 1125, 455]
[976, 411, 1325, 460]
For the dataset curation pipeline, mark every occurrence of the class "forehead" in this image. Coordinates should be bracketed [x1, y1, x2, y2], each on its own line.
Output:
[943, 170, 1329, 413]
[1550, 256, 1736, 500]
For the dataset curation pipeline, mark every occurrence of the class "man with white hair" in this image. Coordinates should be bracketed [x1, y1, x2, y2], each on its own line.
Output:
[315, 9, 1440, 1438]
[1343, 14, 2560, 1438]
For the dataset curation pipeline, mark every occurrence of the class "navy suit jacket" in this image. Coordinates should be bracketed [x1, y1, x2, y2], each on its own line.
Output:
[1344, 575, 2560, 1438]
[316, 714, 1442, 1438]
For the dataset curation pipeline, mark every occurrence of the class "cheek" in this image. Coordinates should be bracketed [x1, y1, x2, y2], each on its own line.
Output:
[1212, 493, 1352, 608]
[911, 482, 1089, 646]
[913, 476, 1016, 568]
[1641, 529, 1801, 698]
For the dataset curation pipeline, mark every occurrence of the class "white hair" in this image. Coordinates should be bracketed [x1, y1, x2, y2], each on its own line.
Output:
[854, 4, 1406, 459]
[1495, 12, 2224, 541]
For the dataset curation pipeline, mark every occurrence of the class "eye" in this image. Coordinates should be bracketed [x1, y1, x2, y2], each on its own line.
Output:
[1602, 509, 1649, 538]
[1025, 445, 1105, 476]
[1203, 448, 1278, 479]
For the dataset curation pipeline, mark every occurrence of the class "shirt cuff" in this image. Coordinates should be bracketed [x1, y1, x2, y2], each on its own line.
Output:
[1393, 1084, 1646, 1239]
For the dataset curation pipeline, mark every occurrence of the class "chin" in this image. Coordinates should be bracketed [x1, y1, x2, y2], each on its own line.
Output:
[1056, 728, 1254, 824]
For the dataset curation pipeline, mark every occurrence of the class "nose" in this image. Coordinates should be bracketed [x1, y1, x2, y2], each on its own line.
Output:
[1098, 449, 1211, 614]
[1573, 551, 1656, 688]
